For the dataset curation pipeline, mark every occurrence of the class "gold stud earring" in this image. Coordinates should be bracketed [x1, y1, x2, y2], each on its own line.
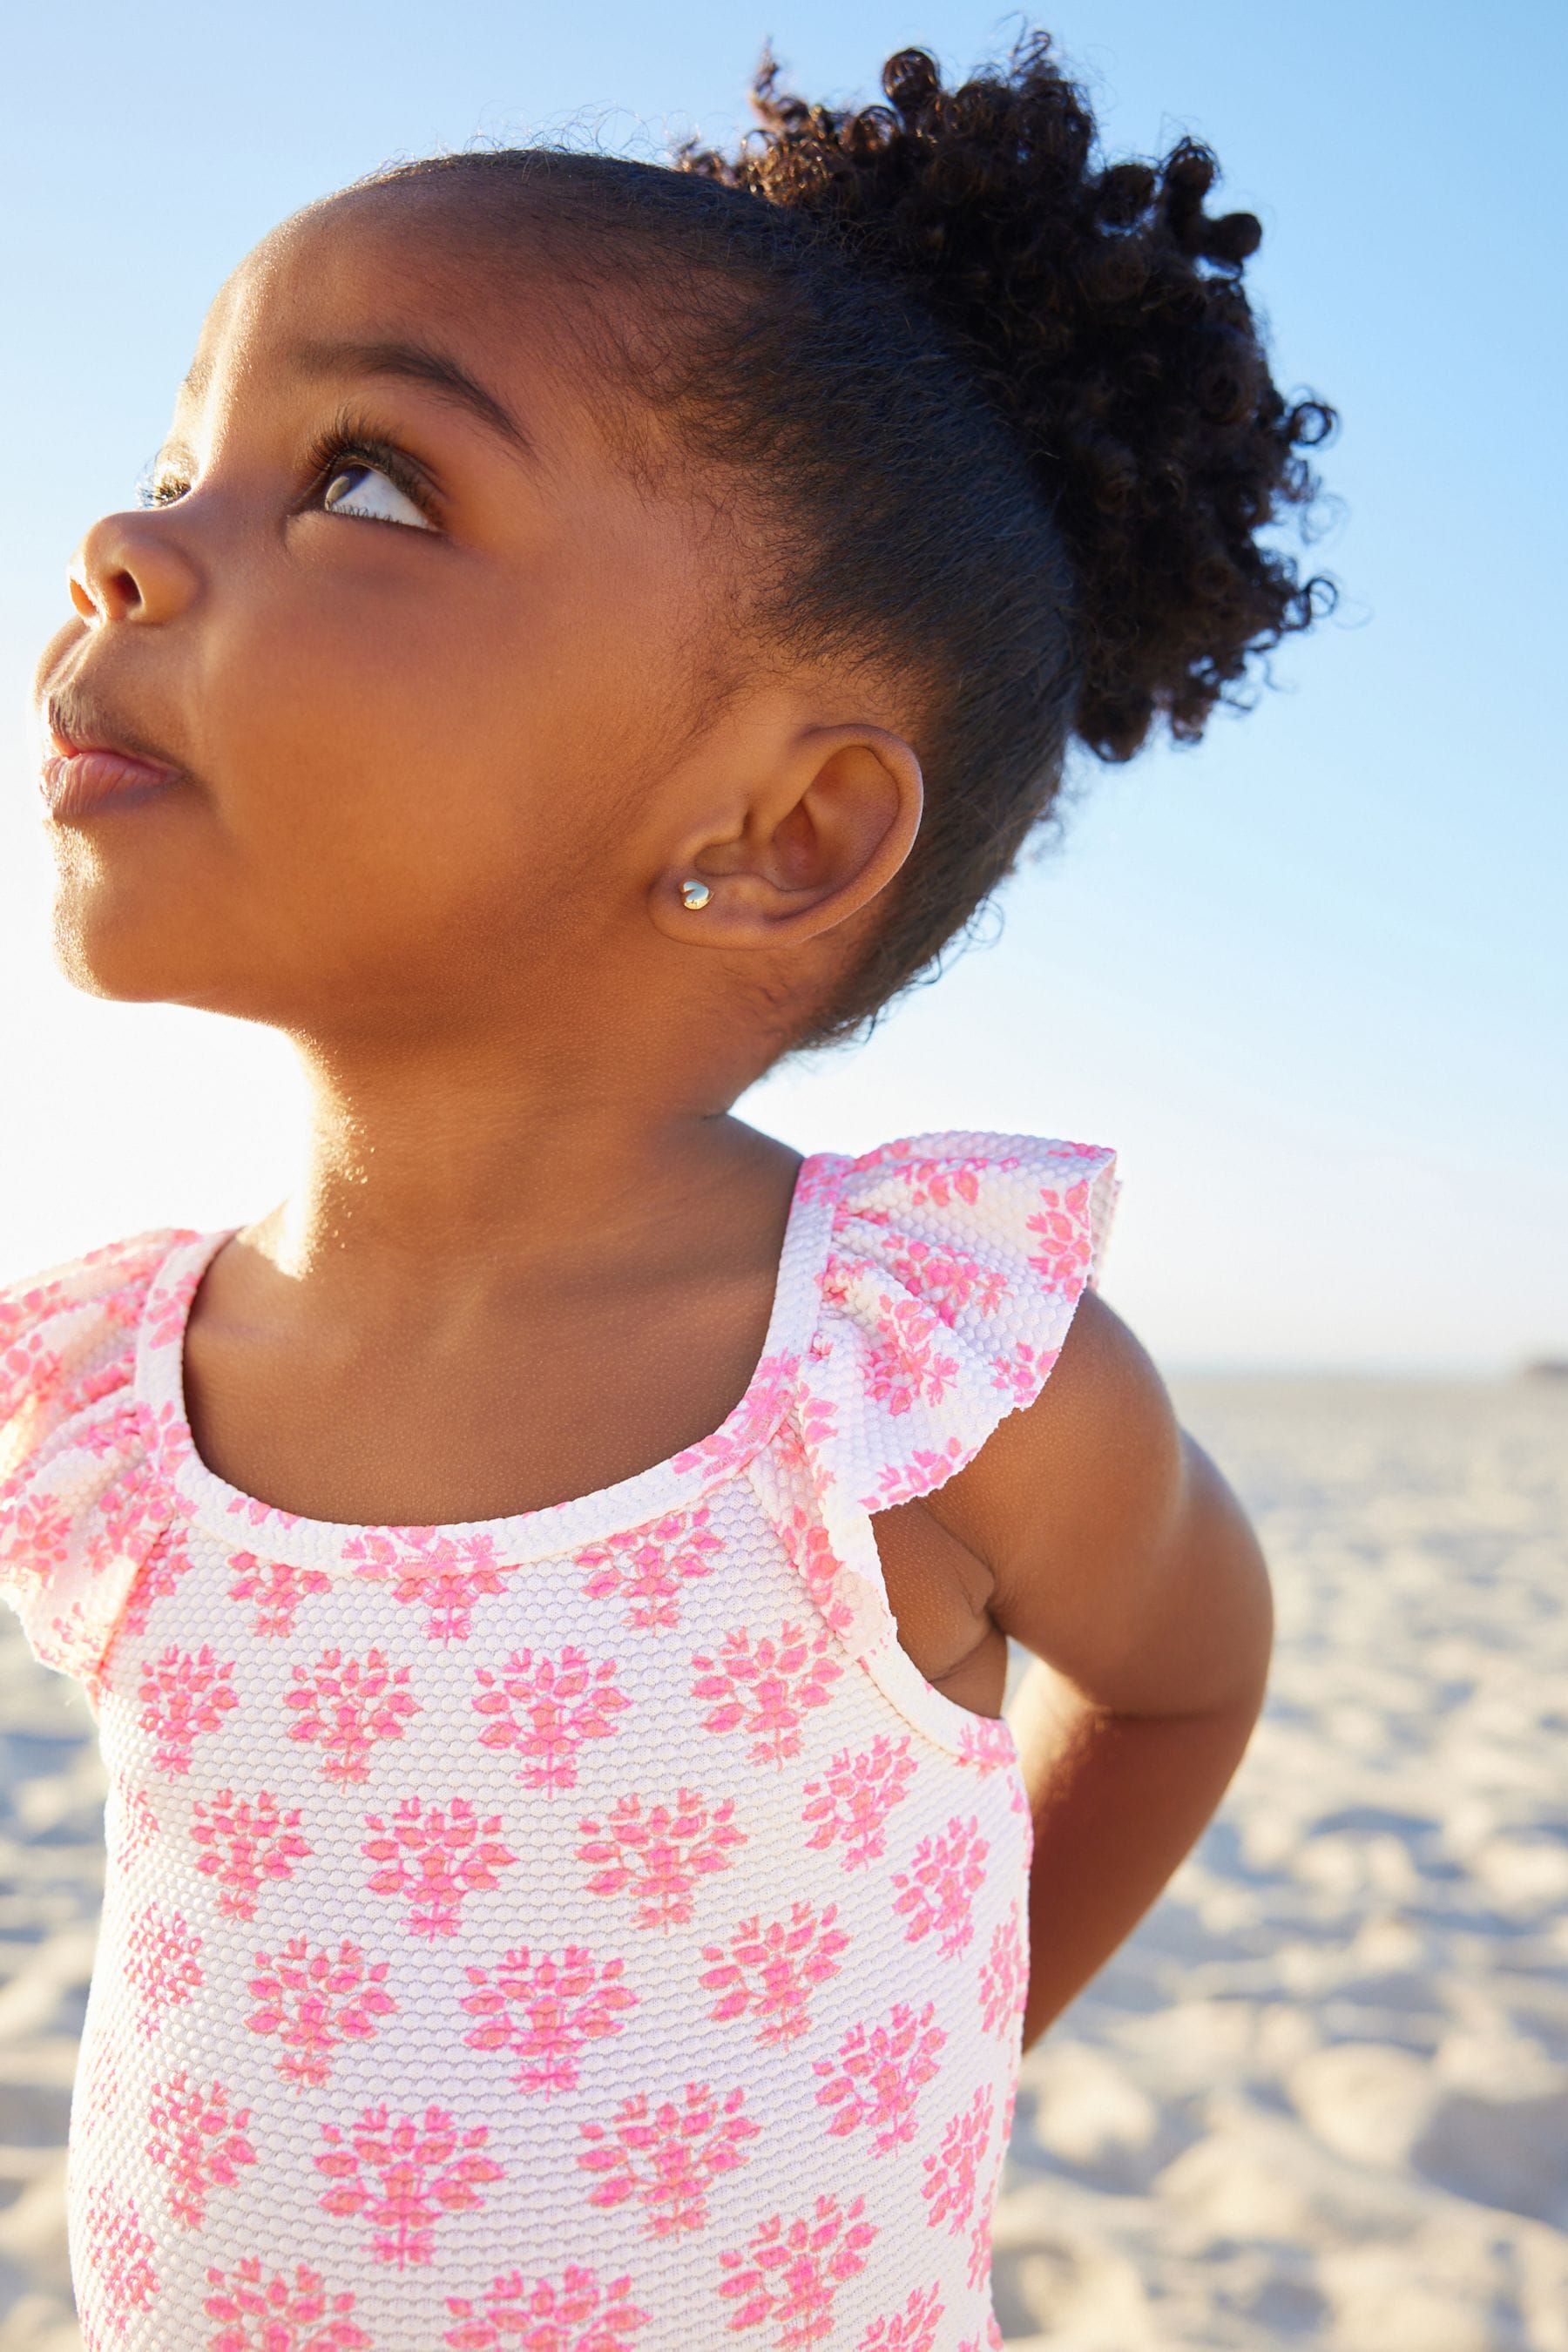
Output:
[679, 878, 712, 910]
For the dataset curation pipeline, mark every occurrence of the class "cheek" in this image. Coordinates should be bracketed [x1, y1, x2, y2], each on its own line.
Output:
[230, 589, 632, 957]
[50, 558, 651, 1017]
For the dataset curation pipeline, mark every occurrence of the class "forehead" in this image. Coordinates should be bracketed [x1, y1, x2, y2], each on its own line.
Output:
[185, 182, 590, 428]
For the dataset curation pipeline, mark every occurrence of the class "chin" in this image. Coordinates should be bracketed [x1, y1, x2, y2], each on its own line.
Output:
[47, 847, 226, 1009]
[51, 899, 194, 1004]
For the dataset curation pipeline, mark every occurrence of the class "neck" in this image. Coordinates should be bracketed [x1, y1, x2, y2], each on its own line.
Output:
[246, 1022, 798, 1315]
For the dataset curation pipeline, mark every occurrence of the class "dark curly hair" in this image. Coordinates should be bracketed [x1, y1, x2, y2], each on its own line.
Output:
[372, 32, 1336, 1044]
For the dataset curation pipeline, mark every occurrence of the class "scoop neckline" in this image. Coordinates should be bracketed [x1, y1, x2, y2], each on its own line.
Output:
[135, 1152, 844, 1571]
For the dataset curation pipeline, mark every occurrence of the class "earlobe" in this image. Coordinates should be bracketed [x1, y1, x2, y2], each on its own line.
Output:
[648, 721, 923, 952]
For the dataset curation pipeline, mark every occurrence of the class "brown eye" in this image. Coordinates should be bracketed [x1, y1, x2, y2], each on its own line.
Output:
[321, 462, 432, 531]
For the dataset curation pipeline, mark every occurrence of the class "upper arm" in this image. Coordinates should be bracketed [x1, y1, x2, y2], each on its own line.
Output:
[922, 1290, 1274, 1719]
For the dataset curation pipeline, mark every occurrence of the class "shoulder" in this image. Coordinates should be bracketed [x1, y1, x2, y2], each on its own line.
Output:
[931, 1285, 1184, 1571]
[927, 1288, 1273, 1715]
[1, 1227, 191, 1478]
[797, 1132, 1269, 1715]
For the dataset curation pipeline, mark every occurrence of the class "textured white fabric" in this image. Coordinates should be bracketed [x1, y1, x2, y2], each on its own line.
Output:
[0, 1132, 1118, 2352]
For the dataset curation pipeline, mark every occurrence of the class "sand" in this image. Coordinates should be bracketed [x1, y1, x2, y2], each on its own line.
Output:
[1, 1375, 1564, 2349]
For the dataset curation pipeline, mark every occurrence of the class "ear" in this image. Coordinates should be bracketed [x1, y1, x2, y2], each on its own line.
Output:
[647, 724, 923, 950]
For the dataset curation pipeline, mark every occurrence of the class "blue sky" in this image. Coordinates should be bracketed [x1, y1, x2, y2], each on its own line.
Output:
[1, 1, 1563, 1371]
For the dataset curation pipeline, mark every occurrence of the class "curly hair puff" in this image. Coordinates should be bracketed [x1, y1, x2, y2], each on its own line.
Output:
[374, 32, 1337, 1044]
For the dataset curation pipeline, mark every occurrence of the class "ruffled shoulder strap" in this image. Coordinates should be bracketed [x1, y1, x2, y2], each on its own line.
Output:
[753, 1132, 1119, 1755]
[0, 1228, 195, 1684]
[798, 1132, 1119, 1514]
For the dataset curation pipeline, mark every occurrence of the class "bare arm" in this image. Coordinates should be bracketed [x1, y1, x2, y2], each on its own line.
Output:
[918, 1290, 1274, 2050]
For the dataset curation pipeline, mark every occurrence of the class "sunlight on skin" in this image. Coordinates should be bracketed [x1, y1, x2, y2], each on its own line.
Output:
[30, 168, 1270, 2067]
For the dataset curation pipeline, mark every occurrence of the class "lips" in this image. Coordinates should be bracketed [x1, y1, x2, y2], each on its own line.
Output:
[38, 689, 186, 821]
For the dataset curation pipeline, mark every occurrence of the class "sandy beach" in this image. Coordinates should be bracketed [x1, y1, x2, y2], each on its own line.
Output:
[2, 1375, 1564, 2349]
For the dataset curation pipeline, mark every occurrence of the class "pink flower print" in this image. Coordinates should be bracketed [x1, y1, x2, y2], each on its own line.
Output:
[84, 1458, 162, 1567]
[956, 2324, 1005, 2352]
[578, 2081, 758, 2236]
[117, 1518, 193, 1636]
[855, 2282, 944, 2352]
[138, 1643, 238, 1774]
[81, 2184, 159, 2330]
[873, 1147, 1018, 1209]
[921, 2085, 994, 2242]
[1025, 1179, 1093, 1289]
[870, 1441, 967, 1510]
[699, 1901, 849, 2044]
[110, 1784, 160, 1865]
[578, 1788, 746, 1930]
[961, 2091, 1010, 2291]
[955, 1712, 1017, 1777]
[126, 1903, 204, 2035]
[801, 1735, 917, 1870]
[73, 1395, 145, 1462]
[145, 2072, 257, 2226]
[0, 1307, 60, 1420]
[191, 1789, 312, 1918]
[777, 1510, 854, 1639]
[978, 1903, 1029, 2038]
[966, 2200, 997, 2293]
[774, 1392, 838, 1497]
[444, 2265, 652, 2350]
[576, 1505, 724, 1632]
[716, 2192, 877, 2345]
[228, 1551, 331, 1638]
[815, 1257, 855, 1318]
[473, 1646, 630, 1793]
[672, 1351, 800, 1477]
[811, 1999, 946, 2153]
[883, 1239, 1006, 1328]
[247, 1937, 397, 2089]
[891, 1815, 989, 1957]
[862, 1297, 960, 1418]
[690, 1622, 841, 1767]
[795, 1386, 838, 1451]
[989, 1339, 1058, 1407]
[145, 1265, 203, 1348]
[882, 1153, 983, 1207]
[790, 1157, 842, 1208]
[315, 2104, 503, 2270]
[768, 1423, 808, 1496]
[362, 1797, 517, 1938]
[285, 1646, 420, 1783]
[226, 1490, 301, 1533]
[41, 1596, 92, 1694]
[460, 1944, 637, 2097]
[0, 1490, 72, 1582]
[203, 2258, 372, 2351]
[345, 1526, 515, 1642]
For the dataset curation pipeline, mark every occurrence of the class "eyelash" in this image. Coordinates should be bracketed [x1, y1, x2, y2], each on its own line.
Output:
[139, 411, 443, 529]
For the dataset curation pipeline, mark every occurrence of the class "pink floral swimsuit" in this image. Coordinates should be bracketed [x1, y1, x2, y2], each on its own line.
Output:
[0, 1131, 1118, 2352]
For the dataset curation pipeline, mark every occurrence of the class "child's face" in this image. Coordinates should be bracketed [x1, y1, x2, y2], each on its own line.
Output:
[32, 187, 773, 1041]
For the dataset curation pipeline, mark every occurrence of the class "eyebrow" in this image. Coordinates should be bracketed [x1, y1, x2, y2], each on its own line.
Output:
[286, 337, 533, 456]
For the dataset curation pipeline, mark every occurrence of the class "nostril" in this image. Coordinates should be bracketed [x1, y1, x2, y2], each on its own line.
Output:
[106, 567, 145, 618]
[71, 566, 144, 623]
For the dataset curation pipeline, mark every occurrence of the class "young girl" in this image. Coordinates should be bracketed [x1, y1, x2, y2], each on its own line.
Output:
[5, 33, 1332, 2352]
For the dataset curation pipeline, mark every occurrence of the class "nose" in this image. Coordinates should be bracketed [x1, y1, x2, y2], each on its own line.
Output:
[69, 510, 200, 627]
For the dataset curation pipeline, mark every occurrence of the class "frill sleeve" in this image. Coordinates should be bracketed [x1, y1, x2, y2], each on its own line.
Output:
[0, 1229, 190, 1686]
[756, 1133, 1119, 1737]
